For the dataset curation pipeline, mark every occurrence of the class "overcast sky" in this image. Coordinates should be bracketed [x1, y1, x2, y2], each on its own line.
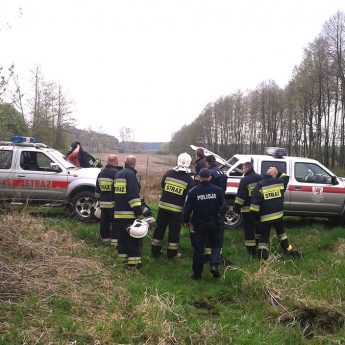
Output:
[1, 0, 345, 142]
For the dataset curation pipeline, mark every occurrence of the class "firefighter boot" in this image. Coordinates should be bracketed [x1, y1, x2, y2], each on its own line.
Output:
[151, 239, 163, 257]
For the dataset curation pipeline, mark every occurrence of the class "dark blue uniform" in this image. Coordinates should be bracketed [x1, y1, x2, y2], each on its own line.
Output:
[95, 164, 122, 243]
[114, 165, 143, 266]
[250, 173, 291, 259]
[183, 181, 225, 277]
[233, 169, 263, 255]
[209, 166, 227, 193]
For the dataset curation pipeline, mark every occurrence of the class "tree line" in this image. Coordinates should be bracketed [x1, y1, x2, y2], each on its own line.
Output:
[0, 65, 118, 153]
[170, 11, 345, 168]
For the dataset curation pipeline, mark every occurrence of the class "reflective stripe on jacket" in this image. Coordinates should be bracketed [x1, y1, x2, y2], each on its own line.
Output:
[114, 166, 142, 219]
[158, 169, 194, 213]
[250, 173, 289, 223]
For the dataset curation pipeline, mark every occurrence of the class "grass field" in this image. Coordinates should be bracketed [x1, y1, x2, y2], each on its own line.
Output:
[1, 205, 345, 345]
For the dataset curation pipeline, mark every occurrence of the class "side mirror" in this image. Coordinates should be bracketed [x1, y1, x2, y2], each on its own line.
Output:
[50, 163, 62, 173]
[331, 175, 339, 185]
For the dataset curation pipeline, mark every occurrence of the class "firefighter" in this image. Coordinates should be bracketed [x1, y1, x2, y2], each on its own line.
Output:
[114, 155, 143, 267]
[95, 154, 122, 246]
[183, 168, 226, 280]
[233, 162, 263, 257]
[250, 167, 300, 260]
[151, 152, 194, 258]
[194, 148, 206, 182]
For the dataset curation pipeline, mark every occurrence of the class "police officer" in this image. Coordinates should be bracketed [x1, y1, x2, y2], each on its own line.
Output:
[250, 167, 300, 260]
[183, 168, 226, 280]
[233, 162, 263, 256]
[151, 152, 194, 258]
[95, 154, 122, 245]
[194, 148, 206, 182]
[205, 155, 227, 192]
[114, 155, 143, 267]
[204, 154, 228, 259]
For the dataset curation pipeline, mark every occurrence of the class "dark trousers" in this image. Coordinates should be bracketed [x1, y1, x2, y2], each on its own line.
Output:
[151, 208, 182, 257]
[242, 212, 259, 255]
[116, 219, 143, 266]
[204, 217, 224, 256]
[190, 221, 222, 276]
[257, 218, 289, 260]
[100, 208, 117, 240]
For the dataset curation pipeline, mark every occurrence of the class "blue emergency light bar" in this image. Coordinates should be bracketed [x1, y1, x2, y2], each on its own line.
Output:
[11, 136, 37, 143]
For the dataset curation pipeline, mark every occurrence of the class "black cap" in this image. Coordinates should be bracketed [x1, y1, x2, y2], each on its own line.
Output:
[199, 168, 211, 178]
[206, 155, 216, 163]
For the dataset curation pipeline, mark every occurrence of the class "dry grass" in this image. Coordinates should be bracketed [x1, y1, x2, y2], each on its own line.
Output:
[0, 212, 129, 344]
[236, 255, 345, 338]
[127, 290, 229, 345]
[334, 238, 345, 256]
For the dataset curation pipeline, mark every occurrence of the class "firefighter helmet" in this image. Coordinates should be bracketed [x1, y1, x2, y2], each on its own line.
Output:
[142, 216, 156, 228]
[126, 219, 149, 238]
[174, 152, 192, 173]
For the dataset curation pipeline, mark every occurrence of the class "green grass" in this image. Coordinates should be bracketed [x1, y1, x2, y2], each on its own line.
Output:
[1, 207, 345, 344]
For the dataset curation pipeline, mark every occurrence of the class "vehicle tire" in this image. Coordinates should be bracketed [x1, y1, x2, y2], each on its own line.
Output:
[224, 206, 243, 229]
[70, 190, 97, 222]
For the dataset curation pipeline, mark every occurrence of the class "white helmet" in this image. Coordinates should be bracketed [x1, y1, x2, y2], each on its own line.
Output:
[94, 202, 101, 219]
[174, 152, 192, 173]
[126, 219, 149, 238]
[142, 216, 156, 229]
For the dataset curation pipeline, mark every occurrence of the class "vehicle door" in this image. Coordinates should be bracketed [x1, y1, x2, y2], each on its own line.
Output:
[225, 159, 244, 194]
[259, 159, 291, 207]
[0, 148, 15, 199]
[289, 161, 343, 214]
[16, 150, 68, 201]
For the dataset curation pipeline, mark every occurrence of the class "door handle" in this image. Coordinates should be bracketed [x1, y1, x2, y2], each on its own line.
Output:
[17, 175, 26, 178]
[295, 186, 303, 190]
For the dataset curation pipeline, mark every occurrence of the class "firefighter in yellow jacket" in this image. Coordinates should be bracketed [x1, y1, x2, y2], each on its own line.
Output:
[250, 167, 301, 260]
[114, 155, 143, 267]
[151, 153, 194, 258]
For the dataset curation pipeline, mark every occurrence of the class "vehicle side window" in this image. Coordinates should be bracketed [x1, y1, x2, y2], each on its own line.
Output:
[261, 161, 286, 175]
[295, 162, 332, 184]
[229, 164, 243, 176]
[20, 151, 54, 171]
[0, 150, 13, 169]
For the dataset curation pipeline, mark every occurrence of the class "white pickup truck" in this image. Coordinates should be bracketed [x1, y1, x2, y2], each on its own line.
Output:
[191, 146, 345, 228]
[0, 140, 100, 221]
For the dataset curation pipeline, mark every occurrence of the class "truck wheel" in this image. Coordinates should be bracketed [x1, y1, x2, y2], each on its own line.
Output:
[71, 190, 97, 221]
[224, 208, 243, 229]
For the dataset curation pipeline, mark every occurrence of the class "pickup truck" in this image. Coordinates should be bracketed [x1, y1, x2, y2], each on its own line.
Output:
[190, 146, 345, 228]
[0, 140, 100, 221]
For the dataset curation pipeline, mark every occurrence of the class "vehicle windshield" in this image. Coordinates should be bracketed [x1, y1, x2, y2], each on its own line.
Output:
[225, 156, 239, 168]
[49, 149, 77, 169]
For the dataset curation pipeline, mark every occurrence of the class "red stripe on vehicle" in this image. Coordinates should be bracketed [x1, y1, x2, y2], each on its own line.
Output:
[288, 185, 345, 193]
[323, 187, 345, 194]
[288, 185, 312, 192]
[51, 181, 69, 189]
[227, 181, 240, 187]
[1, 179, 69, 189]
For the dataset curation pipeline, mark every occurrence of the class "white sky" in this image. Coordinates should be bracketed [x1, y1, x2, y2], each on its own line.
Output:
[1, 0, 345, 142]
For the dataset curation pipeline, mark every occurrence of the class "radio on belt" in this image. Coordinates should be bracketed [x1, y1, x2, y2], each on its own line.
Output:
[10, 136, 37, 143]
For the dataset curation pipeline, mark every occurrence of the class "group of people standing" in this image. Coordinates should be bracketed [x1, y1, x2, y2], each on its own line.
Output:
[95, 147, 300, 280]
